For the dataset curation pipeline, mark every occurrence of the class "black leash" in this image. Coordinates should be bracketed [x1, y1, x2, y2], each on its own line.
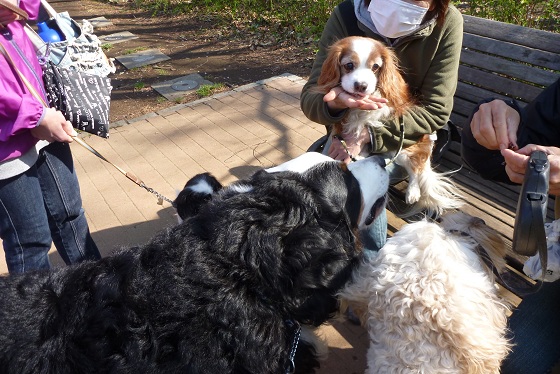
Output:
[386, 121, 405, 166]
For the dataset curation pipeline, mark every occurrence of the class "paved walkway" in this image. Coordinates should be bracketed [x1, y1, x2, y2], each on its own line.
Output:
[1, 74, 367, 373]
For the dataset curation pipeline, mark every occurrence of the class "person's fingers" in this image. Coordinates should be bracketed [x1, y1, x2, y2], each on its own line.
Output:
[61, 120, 78, 139]
[504, 163, 524, 184]
[489, 104, 510, 150]
[514, 144, 554, 156]
[323, 88, 340, 102]
[548, 155, 560, 195]
[501, 148, 529, 175]
[473, 105, 499, 149]
[507, 123, 518, 150]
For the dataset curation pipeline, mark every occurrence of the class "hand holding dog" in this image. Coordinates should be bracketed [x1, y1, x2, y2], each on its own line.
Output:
[31, 107, 77, 143]
[502, 145, 560, 195]
[324, 86, 388, 112]
[471, 99, 520, 151]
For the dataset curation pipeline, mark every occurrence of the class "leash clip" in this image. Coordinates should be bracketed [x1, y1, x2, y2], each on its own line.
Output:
[333, 135, 357, 162]
[284, 319, 301, 374]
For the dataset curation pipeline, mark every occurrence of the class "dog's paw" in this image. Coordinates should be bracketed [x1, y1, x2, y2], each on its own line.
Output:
[406, 182, 421, 204]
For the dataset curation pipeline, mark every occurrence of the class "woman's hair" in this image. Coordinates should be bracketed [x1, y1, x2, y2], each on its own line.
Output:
[364, 0, 450, 25]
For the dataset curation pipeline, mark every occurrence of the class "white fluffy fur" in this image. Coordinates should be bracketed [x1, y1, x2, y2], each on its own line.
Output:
[341, 212, 511, 373]
[394, 148, 464, 217]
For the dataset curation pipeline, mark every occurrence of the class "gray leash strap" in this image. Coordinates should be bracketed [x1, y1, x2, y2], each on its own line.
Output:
[72, 136, 176, 207]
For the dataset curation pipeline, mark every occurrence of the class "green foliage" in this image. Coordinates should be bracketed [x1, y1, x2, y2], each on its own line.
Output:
[196, 83, 226, 98]
[132, 0, 340, 37]
[131, 0, 559, 36]
[462, 0, 559, 32]
[133, 81, 146, 90]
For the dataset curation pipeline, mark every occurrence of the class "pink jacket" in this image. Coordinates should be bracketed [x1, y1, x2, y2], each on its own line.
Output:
[0, 0, 47, 162]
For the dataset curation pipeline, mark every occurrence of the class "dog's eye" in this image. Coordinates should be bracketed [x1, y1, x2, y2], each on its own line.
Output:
[343, 62, 354, 72]
[372, 63, 380, 73]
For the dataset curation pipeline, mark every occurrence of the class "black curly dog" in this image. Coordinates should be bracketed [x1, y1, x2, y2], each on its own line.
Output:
[0, 153, 388, 374]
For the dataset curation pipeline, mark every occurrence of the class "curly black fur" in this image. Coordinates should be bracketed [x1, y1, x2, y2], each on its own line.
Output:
[0, 164, 370, 374]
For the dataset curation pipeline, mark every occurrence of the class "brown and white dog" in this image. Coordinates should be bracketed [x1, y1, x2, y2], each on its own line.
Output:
[316, 36, 462, 216]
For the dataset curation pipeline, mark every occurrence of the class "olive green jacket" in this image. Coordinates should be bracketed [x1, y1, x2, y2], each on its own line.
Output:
[300, 0, 463, 153]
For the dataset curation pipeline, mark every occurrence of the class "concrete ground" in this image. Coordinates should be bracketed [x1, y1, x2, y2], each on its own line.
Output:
[0, 74, 368, 373]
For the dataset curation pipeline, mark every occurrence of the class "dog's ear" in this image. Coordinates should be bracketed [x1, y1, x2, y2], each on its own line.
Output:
[377, 46, 413, 117]
[279, 163, 361, 325]
[174, 173, 222, 221]
[316, 39, 344, 93]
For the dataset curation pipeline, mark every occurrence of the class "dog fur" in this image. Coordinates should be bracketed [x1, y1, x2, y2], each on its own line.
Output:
[341, 212, 511, 373]
[0, 154, 388, 374]
[316, 36, 462, 217]
[174, 172, 222, 222]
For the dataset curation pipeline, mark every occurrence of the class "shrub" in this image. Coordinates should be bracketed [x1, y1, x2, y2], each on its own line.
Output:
[463, 0, 559, 32]
[132, 0, 559, 36]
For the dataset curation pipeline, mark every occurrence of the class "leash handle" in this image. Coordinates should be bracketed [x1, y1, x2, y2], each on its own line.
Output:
[125, 171, 142, 185]
[512, 151, 549, 256]
[510, 150, 549, 293]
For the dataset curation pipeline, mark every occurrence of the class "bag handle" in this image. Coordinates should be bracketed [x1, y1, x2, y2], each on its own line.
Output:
[0, 0, 29, 21]
[39, 0, 57, 19]
[0, 42, 48, 107]
[24, 23, 47, 54]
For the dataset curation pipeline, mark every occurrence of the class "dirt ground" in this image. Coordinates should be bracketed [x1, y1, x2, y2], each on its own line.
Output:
[53, 0, 316, 123]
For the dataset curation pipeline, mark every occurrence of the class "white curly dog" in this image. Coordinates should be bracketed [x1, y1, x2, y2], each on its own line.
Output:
[342, 212, 512, 373]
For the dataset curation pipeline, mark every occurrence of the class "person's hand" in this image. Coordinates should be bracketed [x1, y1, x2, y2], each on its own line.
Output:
[328, 127, 371, 164]
[324, 86, 388, 112]
[502, 145, 560, 195]
[0, 0, 23, 26]
[31, 107, 77, 143]
[470, 99, 521, 151]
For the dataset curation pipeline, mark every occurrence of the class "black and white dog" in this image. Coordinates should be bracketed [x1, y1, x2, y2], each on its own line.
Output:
[174, 172, 223, 221]
[0, 153, 388, 374]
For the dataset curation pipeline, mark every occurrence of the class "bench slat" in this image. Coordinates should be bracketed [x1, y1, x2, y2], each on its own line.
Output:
[460, 48, 559, 87]
[462, 33, 560, 71]
[463, 15, 560, 54]
[458, 65, 544, 103]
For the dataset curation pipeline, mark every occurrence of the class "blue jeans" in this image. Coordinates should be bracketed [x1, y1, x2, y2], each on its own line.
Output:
[360, 161, 409, 252]
[501, 280, 560, 374]
[0, 142, 100, 274]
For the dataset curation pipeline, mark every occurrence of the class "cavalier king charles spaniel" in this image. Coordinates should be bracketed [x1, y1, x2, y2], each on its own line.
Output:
[316, 36, 462, 216]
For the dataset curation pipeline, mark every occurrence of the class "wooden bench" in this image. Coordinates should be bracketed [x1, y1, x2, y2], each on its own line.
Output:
[388, 15, 560, 306]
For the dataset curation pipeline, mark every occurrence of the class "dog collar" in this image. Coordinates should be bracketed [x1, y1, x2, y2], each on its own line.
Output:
[284, 319, 301, 374]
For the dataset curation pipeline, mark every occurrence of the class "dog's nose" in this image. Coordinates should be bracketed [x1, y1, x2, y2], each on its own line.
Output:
[354, 81, 368, 93]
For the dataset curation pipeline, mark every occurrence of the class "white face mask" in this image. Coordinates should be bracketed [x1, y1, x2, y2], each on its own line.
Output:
[369, 0, 429, 39]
